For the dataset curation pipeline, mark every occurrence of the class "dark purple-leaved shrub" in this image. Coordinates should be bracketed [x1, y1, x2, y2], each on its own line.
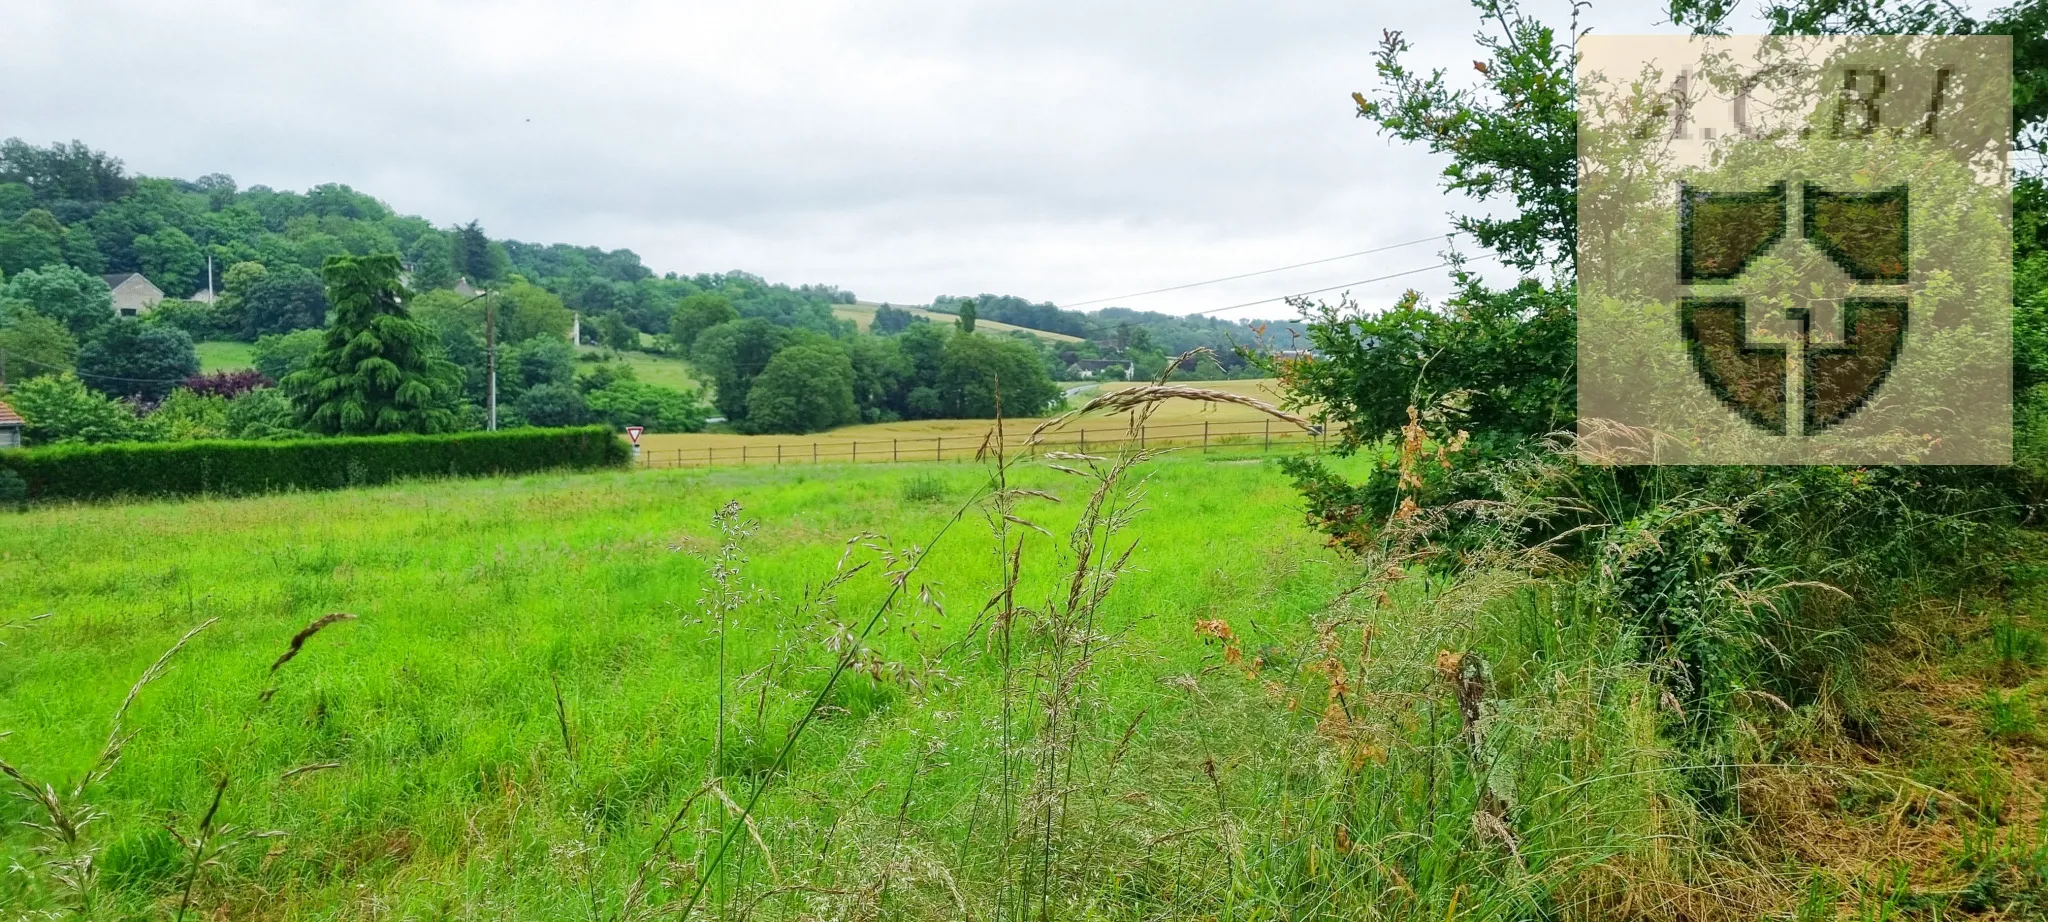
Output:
[182, 369, 274, 400]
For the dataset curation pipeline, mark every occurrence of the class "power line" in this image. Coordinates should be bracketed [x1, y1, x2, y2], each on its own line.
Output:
[1190, 252, 1500, 316]
[1060, 234, 1453, 309]
[6, 352, 198, 385]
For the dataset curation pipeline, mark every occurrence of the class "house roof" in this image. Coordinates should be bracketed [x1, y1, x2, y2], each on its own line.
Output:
[0, 400, 23, 427]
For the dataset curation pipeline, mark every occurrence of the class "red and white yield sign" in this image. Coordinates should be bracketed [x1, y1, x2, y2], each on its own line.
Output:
[625, 426, 645, 448]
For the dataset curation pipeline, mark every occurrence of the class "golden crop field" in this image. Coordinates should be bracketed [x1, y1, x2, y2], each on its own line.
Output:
[635, 378, 1315, 466]
[831, 301, 1086, 343]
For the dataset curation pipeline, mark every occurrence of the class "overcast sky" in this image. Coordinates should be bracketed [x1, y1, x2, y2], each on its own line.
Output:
[1, 0, 1695, 318]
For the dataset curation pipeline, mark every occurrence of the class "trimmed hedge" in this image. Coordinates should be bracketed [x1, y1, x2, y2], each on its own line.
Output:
[0, 426, 630, 503]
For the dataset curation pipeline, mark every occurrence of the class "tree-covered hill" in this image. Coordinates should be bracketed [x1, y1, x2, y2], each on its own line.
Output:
[0, 140, 859, 342]
[0, 138, 1308, 449]
[0, 140, 1092, 439]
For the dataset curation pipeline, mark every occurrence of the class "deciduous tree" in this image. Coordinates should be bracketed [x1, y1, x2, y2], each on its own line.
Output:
[228, 263, 329, 339]
[134, 225, 203, 296]
[937, 333, 1058, 418]
[744, 343, 857, 433]
[583, 377, 708, 432]
[3, 372, 145, 444]
[0, 209, 65, 275]
[670, 292, 738, 349]
[0, 307, 78, 380]
[251, 328, 325, 383]
[690, 318, 794, 421]
[75, 317, 200, 401]
[514, 382, 589, 427]
[0, 264, 114, 339]
[405, 230, 459, 290]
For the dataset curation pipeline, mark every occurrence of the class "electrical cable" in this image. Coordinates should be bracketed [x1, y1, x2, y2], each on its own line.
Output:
[3, 352, 199, 385]
[1059, 233, 1453, 308]
[1189, 252, 1499, 316]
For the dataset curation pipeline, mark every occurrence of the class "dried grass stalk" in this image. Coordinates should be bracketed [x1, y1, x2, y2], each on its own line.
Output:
[270, 613, 357, 674]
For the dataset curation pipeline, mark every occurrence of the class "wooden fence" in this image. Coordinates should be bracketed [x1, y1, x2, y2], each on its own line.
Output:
[633, 418, 1330, 469]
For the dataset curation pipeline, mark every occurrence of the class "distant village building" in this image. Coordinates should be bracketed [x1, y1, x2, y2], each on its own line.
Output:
[0, 400, 23, 450]
[189, 286, 218, 305]
[101, 273, 165, 317]
[453, 277, 480, 298]
[1066, 358, 1134, 380]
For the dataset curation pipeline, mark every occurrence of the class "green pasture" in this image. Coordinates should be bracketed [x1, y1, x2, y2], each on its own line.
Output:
[0, 451, 1423, 918]
[6, 447, 2029, 920]
[195, 340, 257, 373]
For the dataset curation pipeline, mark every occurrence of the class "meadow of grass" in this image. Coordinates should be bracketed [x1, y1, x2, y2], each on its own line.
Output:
[579, 348, 705, 393]
[0, 447, 1388, 918]
[4, 415, 2041, 920]
[195, 341, 258, 373]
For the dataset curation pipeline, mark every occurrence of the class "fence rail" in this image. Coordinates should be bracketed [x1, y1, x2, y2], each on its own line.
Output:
[634, 418, 1330, 470]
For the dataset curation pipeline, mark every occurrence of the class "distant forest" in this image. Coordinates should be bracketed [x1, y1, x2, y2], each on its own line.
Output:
[0, 139, 1283, 440]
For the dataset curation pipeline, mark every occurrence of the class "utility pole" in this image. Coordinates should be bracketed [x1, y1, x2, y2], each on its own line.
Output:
[485, 290, 499, 431]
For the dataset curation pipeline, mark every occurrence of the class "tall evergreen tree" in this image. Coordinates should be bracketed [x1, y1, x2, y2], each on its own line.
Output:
[282, 254, 462, 434]
[451, 220, 507, 284]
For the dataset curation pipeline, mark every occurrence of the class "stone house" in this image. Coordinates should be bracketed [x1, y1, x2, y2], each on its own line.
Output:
[0, 400, 22, 449]
[101, 273, 165, 317]
[1066, 358, 1134, 380]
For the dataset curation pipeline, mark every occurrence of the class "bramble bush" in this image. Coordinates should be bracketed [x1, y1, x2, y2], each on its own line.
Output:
[1270, 0, 2047, 815]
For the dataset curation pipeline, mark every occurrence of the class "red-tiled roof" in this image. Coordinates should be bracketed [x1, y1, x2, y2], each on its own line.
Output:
[0, 400, 23, 426]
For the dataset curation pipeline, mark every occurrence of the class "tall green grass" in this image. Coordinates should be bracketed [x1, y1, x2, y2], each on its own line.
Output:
[2, 429, 2032, 918]
[0, 455, 1393, 916]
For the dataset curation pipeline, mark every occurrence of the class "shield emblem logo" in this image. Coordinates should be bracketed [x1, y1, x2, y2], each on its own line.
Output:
[1575, 35, 2011, 465]
[1677, 181, 1910, 435]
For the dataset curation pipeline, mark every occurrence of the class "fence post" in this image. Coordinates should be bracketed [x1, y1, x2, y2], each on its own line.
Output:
[1265, 419, 1271, 451]
[936, 436, 943, 460]
[1079, 428, 1086, 452]
[893, 438, 898, 461]
[1203, 421, 1210, 453]
[742, 445, 748, 465]
[813, 442, 819, 463]
[852, 441, 857, 463]
[777, 444, 782, 465]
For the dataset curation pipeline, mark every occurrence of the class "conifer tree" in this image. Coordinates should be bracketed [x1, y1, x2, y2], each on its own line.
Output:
[283, 254, 462, 434]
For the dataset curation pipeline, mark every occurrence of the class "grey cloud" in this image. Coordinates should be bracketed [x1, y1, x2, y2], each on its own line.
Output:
[0, 0, 1683, 309]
